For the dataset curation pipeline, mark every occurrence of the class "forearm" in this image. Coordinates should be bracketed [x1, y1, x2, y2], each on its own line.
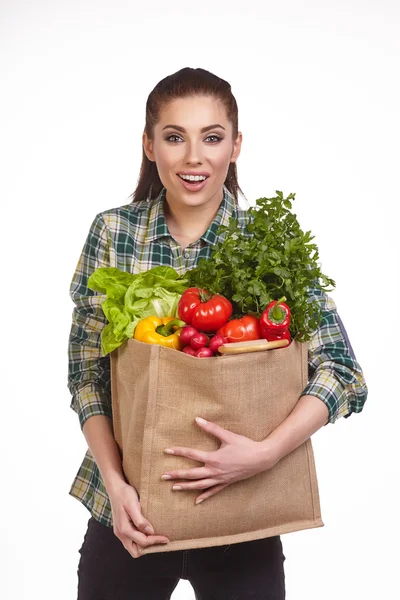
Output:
[82, 415, 127, 494]
[258, 394, 329, 468]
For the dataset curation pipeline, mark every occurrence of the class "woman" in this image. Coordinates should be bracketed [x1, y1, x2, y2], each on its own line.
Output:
[68, 67, 368, 599]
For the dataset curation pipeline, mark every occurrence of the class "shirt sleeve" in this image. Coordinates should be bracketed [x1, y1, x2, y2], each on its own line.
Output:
[300, 288, 368, 424]
[67, 213, 112, 430]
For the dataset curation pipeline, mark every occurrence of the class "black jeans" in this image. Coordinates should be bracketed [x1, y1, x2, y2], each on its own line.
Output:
[77, 516, 286, 599]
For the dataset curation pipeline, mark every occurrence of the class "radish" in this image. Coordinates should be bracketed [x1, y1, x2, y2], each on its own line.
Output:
[179, 326, 198, 346]
[208, 334, 227, 354]
[194, 347, 214, 358]
[190, 332, 209, 350]
[182, 345, 197, 356]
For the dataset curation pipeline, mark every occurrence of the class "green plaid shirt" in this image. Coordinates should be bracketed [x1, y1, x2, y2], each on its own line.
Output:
[68, 185, 368, 528]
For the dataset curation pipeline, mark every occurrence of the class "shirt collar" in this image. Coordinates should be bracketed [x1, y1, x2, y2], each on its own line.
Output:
[145, 185, 237, 245]
[145, 187, 169, 241]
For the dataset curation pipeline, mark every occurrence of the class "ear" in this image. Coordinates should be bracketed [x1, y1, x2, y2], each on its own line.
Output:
[230, 131, 242, 164]
[142, 131, 155, 162]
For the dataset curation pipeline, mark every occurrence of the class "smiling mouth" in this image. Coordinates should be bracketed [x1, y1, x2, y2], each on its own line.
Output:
[175, 174, 211, 192]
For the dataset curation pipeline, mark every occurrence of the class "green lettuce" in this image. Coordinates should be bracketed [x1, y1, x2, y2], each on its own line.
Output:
[88, 267, 135, 300]
[87, 266, 189, 355]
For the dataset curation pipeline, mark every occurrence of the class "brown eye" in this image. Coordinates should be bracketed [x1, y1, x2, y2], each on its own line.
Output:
[205, 135, 222, 143]
[165, 134, 182, 143]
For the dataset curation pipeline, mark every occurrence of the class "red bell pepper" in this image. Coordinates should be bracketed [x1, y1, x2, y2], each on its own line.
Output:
[217, 315, 261, 343]
[260, 296, 291, 343]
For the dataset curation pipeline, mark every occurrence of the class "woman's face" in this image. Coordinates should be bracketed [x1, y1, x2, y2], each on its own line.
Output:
[143, 95, 242, 209]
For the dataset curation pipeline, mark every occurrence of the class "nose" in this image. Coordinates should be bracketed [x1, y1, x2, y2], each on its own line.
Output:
[184, 139, 203, 165]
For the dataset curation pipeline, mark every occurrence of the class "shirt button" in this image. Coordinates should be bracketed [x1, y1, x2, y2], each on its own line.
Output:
[184, 250, 190, 259]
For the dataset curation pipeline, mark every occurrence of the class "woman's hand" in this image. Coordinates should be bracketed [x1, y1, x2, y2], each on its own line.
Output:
[108, 481, 170, 558]
[161, 417, 277, 505]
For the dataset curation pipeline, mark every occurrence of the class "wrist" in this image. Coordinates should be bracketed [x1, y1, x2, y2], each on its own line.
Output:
[103, 472, 128, 497]
[256, 439, 282, 471]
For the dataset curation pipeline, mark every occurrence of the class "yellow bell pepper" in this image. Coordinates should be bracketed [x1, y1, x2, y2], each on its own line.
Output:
[134, 316, 186, 350]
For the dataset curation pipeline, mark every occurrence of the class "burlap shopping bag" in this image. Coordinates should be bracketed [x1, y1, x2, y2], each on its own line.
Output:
[110, 338, 323, 554]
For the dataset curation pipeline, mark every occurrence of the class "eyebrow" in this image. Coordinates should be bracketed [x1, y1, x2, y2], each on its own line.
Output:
[162, 124, 226, 133]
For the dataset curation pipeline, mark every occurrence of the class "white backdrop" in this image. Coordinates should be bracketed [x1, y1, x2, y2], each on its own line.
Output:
[1, 1, 399, 598]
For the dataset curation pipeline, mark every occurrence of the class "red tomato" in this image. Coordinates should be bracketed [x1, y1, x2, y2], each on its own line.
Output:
[217, 316, 261, 343]
[177, 288, 205, 324]
[178, 288, 232, 333]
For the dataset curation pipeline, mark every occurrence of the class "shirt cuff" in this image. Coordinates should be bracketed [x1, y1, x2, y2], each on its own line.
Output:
[70, 382, 112, 430]
[300, 369, 352, 424]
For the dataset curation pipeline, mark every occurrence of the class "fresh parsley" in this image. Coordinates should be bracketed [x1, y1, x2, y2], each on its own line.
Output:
[186, 191, 335, 342]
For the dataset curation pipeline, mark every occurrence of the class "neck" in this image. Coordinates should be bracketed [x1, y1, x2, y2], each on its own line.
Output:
[164, 188, 224, 243]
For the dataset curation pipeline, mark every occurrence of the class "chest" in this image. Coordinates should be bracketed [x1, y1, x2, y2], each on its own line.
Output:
[108, 231, 212, 276]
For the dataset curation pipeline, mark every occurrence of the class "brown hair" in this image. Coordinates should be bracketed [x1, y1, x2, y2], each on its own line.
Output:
[130, 67, 246, 204]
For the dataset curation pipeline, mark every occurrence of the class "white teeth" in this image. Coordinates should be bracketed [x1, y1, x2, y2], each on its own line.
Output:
[179, 174, 207, 182]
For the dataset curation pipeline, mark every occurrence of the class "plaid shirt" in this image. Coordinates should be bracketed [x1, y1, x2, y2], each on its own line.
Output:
[68, 185, 368, 528]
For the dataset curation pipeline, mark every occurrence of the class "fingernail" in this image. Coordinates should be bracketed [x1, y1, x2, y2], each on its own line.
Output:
[164, 449, 175, 454]
[195, 499, 204, 505]
[195, 417, 207, 424]
[161, 474, 172, 480]
[172, 485, 182, 490]
[145, 525, 154, 534]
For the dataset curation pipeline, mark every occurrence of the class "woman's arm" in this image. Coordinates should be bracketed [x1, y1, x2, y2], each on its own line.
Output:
[81, 413, 170, 555]
[68, 215, 170, 556]
[158, 291, 368, 503]
[82, 415, 127, 493]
